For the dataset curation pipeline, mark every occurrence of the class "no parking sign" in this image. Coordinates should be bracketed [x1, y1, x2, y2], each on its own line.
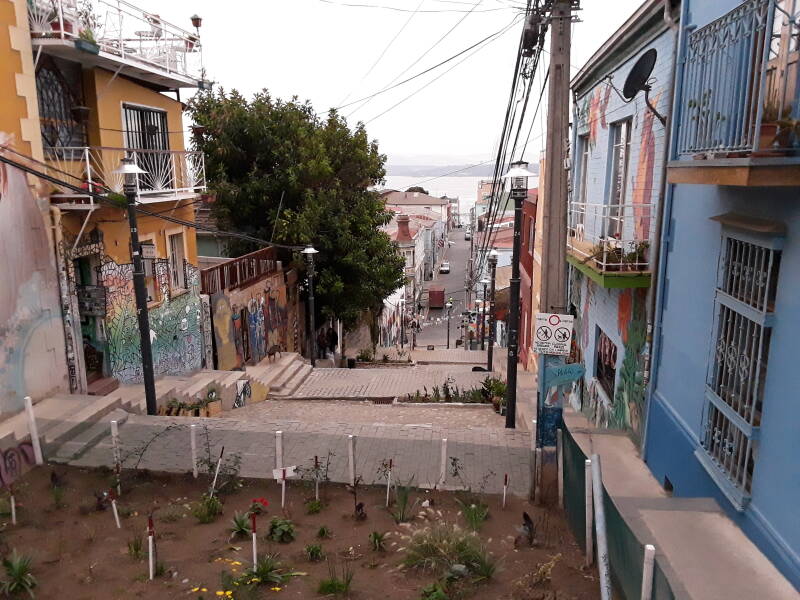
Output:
[533, 312, 574, 356]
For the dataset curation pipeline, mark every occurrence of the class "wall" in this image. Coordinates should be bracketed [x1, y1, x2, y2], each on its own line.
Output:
[211, 270, 299, 370]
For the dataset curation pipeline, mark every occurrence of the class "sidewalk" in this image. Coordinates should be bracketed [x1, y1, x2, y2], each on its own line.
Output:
[564, 409, 797, 600]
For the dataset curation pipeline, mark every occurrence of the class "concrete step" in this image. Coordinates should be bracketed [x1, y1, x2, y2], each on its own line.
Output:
[271, 363, 313, 397]
[269, 358, 306, 391]
[49, 408, 130, 463]
[41, 394, 123, 452]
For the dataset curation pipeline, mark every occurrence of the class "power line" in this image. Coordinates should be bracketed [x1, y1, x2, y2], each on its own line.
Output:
[316, 0, 511, 12]
[390, 159, 496, 188]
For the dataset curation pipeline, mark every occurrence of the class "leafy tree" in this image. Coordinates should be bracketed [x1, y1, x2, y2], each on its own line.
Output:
[405, 185, 429, 195]
[187, 89, 405, 337]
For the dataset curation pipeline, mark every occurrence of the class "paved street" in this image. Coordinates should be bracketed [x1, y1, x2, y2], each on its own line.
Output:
[416, 230, 473, 348]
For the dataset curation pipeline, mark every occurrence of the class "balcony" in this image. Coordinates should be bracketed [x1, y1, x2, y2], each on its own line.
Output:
[566, 202, 654, 289]
[669, 0, 800, 186]
[44, 146, 205, 209]
[200, 247, 280, 295]
[28, 0, 205, 89]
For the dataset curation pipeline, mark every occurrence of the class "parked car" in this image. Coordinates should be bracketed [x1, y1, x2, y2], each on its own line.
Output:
[439, 262, 450, 274]
[464, 230, 471, 240]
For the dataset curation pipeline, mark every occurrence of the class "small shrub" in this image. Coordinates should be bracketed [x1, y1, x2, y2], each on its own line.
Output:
[268, 517, 295, 543]
[317, 525, 332, 539]
[158, 508, 182, 523]
[305, 499, 324, 514]
[356, 348, 374, 362]
[193, 493, 223, 524]
[369, 531, 387, 552]
[51, 485, 65, 509]
[1, 550, 37, 597]
[305, 543, 324, 562]
[317, 559, 353, 596]
[127, 535, 144, 561]
[420, 581, 449, 600]
[154, 561, 166, 578]
[457, 499, 489, 531]
[392, 479, 417, 523]
[403, 521, 496, 580]
[250, 553, 288, 585]
[230, 511, 252, 539]
[249, 497, 269, 516]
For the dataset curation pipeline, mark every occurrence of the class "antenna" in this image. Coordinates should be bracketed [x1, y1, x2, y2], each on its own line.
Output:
[622, 48, 666, 125]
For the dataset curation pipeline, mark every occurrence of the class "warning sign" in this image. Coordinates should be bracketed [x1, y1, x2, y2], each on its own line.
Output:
[534, 313, 574, 356]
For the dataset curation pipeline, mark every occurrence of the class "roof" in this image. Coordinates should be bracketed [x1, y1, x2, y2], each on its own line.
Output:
[478, 227, 515, 249]
[571, 0, 677, 94]
[382, 190, 449, 206]
[386, 205, 445, 222]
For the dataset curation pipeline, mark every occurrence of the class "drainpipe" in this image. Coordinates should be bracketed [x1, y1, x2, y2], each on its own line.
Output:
[640, 0, 688, 459]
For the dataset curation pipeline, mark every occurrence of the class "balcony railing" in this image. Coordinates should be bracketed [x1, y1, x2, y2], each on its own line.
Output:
[677, 0, 800, 155]
[28, 0, 203, 82]
[44, 146, 206, 204]
[200, 247, 280, 295]
[567, 202, 655, 272]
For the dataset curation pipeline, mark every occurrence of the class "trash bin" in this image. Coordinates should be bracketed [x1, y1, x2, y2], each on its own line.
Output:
[347, 358, 356, 369]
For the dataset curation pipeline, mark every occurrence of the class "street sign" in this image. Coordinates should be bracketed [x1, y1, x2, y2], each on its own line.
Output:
[544, 363, 585, 388]
[272, 466, 297, 481]
[534, 312, 574, 356]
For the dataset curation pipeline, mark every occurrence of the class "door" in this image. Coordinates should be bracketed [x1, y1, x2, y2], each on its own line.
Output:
[123, 104, 171, 191]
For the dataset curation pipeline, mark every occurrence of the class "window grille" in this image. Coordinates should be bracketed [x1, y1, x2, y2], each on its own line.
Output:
[700, 231, 781, 508]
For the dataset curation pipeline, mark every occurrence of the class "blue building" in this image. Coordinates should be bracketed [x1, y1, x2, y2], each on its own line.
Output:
[644, 0, 800, 589]
[567, 0, 678, 446]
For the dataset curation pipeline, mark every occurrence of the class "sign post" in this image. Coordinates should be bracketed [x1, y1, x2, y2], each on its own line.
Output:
[534, 313, 574, 448]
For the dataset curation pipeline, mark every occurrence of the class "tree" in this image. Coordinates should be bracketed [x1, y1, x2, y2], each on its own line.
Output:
[405, 186, 429, 195]
[187, 89, 405, 334]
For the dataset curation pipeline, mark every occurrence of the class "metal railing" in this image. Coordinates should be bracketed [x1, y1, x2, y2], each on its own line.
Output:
[28, 0, 203, 82]
[677, 0, 800, 155]
[44, 146, 206, 203]
[200, 247, 279, 295]
[567, 202, 655, 272]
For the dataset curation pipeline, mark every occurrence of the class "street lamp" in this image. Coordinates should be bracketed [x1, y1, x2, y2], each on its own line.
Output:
[302, 245, 319, 368]
[480, 276, 490, 350]
[445, 300, 453, 349]
[113, 157, 158, 415]
[501, 160, 536, 429]
[487, 249, 498, 371]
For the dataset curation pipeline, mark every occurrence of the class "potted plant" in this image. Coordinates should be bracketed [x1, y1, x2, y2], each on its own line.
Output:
[185, 33, 199, 51]
[203, 388, 222, 417]
[75, 28, 100, 54]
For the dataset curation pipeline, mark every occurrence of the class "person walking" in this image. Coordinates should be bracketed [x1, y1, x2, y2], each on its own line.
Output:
[317, 329, 327, 359]
[327, 327, 338, 356]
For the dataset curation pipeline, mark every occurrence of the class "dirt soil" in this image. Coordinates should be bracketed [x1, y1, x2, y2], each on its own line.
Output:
[1, 466, 599, 599]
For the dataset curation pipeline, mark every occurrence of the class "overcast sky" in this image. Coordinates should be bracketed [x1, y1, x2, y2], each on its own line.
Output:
[149, 0, 645, 165]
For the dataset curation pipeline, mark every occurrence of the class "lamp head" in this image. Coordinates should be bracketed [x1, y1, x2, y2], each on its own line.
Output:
[502, 160, 535, 189]
[301, 245, 319, 256]
[488, 248, 499, 265]
[113, 156, 146, 175]
[191, 14, 202, 29]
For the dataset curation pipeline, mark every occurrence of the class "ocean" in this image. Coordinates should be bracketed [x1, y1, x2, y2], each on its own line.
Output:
[382, 175, 486, 219]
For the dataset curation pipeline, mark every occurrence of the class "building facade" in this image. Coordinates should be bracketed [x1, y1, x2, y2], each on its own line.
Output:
[644, 0, 800, 588]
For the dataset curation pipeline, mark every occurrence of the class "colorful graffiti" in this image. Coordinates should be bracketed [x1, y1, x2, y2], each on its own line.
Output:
[632, 91, 662, 240]
[211, 293, 240, 370]
[0, 442, 35, 487]
[102, 258, 203, 383]
[614, 289, 647, 442]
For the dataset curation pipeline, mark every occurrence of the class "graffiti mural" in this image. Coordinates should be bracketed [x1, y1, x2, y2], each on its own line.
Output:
[211, 294, 240, 370]
[200, 294, 213, 369]
[233, 379, 251, 409]
[614, 289, 647, 442]
[0, 442, 35, 487]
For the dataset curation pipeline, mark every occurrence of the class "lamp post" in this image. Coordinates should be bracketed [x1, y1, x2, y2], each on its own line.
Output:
[480, 276, 490, 350]
[445, 300, 453, 349]
[476, 299, 484, 352]
[114, 157, 157, 415]
[502, 160, 536, 429]
[302, 245, 319, 368]
[487, 249, 498, 371]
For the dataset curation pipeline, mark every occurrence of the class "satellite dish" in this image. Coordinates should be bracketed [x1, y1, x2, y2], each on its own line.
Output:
[623, 48, 657, 100]
[621, 48, 666, 125]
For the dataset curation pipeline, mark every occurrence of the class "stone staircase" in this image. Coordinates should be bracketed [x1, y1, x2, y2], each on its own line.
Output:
[245, 352, 312, 399]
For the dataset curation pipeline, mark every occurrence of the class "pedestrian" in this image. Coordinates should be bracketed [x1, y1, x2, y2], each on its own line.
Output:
[327, 327, 338, 355]
[317, 329, 327, 359]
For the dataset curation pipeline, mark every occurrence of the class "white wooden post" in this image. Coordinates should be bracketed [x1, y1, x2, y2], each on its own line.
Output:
[111, 420, 121, 495]
[190, 424, 198, 478]
[209, 446, 224, 498]
[24, 397, 43, 465]
[347, 435, 356, 486]
[10, 495, 16, 525]
[502, 473, 508, 509]
[591, 454, 612, 600]
[148, 517, 155, 581]
[280, 468, 286, 509]
[251, 513, 258, 566]
[111, 499, 121, 529]
[439, 438, 448, 487]
[385, 459, 393, 507]
[314, 455, 320, 501]
[557, 429, 564, 508]
[641, 544, 656, 600]
[531, 418, 537, 450]
[585, 458, 594, 566]
[534, 448, 542, 505]
[275, 431, 283, 470]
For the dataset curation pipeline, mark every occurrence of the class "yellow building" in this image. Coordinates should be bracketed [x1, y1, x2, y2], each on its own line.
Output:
[24, 0, 208, 393]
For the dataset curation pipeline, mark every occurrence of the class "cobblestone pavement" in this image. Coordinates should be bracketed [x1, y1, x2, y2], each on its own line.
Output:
[69, 413, 533, 495]
[290, 364, 494, 399]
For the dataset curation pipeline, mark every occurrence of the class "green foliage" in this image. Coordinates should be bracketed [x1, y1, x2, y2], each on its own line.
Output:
[317, 525, 332, 539]
[480, 376, 506, 400]
[229, 511, 252, 538]
[392, 479, 417, 523]
[420, 581, 449, 600]
[127, 535, 144, 561]
[268, 517, 296, 543]
[304, 543, 324, 562]
[402, 522, 496, 581]
[456, 499, 490, 531]
[368, 531, 387, 552]
[193, 493, 223, 524]
[305, 499, 324, 514]
[317, 559, 353, 595]
[187, 89, 405, 330]
[249, 553, 290, 585]
[51, 485, 65, 509]
[154, 561, 166, 578]
[1, 550, 37, 597]
[356, 347, 374, 362]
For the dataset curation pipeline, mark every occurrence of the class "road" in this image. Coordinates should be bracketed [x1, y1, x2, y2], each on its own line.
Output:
[415, 230, 473, 348]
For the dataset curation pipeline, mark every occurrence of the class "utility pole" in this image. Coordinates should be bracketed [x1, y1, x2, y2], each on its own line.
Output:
[535, 0, 575, 444]
[487, 249, 498, 370]
[445, 299, 453, 349]
[302, 245, 319, 367]
[116, 157, 157, 416]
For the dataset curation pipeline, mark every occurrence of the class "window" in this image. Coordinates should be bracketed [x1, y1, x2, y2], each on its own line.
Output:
[700, 231, 781, 507]
[576, 134, 589, 227]
[167, 231, 187, 290]
[595, 328, 617, 399]
[36, 56, 87, 149]
[528, 217, 535, 253]
[123, 104, 170, 191]
[607, 121, 631, 237]
[139, 238, 159, 303]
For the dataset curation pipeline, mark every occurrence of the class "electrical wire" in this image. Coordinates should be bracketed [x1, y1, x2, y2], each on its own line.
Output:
[390, 158, 496, 189]
[316, 0, 511, 12]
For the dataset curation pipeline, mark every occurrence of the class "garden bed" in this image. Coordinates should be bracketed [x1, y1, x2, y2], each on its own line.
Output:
[0, 466, 599, 599]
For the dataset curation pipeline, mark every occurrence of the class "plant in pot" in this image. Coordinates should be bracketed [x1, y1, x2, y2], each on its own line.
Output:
[758, 96, 793, 152]
[203, 387, 222, 416]
[623, 241, 649, 271]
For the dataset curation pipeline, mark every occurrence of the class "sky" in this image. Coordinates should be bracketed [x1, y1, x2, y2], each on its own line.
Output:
[147, 0, 645, 166]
